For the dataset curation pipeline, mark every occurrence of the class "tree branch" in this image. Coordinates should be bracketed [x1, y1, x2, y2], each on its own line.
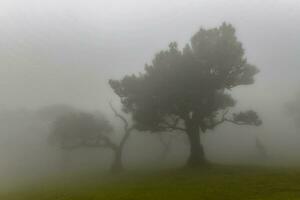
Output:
[109, 101, 129, 131]
[211, 109, 260, 128]
[159, 117, 186, 132]
[208, 110, 228, 128]
[109, 101, 135, 152]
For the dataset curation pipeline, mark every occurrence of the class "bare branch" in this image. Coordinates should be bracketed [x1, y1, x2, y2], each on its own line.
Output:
[208, 109, 229, 128]
[159, 117, 186, 132]
[109, 101, 129, 131]
[109, 101, 136, 154]
[211, 109, 260, 128]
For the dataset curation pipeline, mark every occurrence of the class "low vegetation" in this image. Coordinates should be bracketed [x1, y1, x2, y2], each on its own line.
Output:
[2, 166, 300, 200]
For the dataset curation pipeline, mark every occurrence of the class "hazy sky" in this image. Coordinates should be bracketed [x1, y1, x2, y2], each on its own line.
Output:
[0, 1, 300, 179]
[0, 0, 299, 115]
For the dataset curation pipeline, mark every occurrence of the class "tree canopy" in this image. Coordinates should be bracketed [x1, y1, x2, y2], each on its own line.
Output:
[49, 110, 115, 150]
[109, 23, 261, 167]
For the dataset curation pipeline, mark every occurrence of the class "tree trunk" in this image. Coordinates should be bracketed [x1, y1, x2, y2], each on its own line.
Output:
[110, 129, 131, 172]
[110, 148, 123, 172]
[185, 120, 206, 167]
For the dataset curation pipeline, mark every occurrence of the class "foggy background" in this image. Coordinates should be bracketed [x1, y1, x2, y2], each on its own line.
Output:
[0, 0, 300, 186]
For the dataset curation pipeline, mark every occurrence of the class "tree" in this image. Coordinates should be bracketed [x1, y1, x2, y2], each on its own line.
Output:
[38, 104, 76, 122]
[286, 92, 300, 128]
[49, 109, 118, 171]
[46, 104, 135, 172]
[109, 102, 135, 171]
[255, 136, 267, 160]
[110, 102, 181, 169]
[109, 23, 262, 167]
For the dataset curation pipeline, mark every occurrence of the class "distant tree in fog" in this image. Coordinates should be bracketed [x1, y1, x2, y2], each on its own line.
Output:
[109, 22, 262, 168]
[50, 111, 114, 149]
[255, 136, 267, 160]
[48, 108, 121, 171]
[109, 102, 181, 169]
[38, 104, 77, 122]
[109, 102, 135, 171]
[286, 93, 300, 128]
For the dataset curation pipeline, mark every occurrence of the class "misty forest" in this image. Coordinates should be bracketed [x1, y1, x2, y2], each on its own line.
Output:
[1, 1, 300, 199]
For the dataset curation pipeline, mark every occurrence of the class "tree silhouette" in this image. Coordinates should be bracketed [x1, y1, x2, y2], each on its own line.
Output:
[110, 102, 182, 168]
[286, 92, 300, 129]
[48, 108, 118, 171]
[109, 102, 135, 171]
[109, 23, 262, 167]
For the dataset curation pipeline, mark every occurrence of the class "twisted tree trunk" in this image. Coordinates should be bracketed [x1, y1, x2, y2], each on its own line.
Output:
[110, 128, 132, 172]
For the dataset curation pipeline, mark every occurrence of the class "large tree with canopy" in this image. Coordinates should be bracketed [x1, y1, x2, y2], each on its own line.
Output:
[109, 23, 262, 167]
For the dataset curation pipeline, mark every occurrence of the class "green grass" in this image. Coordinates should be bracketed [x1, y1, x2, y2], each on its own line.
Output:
[2, 166, 300, 200]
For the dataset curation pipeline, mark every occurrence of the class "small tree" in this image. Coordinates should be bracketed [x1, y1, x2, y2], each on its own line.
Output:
[110, 102, 179, 169]
[109, 102, 135, 171]
[109, 23, 262, 167]
[286, 93, 300, 129]
[49, 109, 118, 171]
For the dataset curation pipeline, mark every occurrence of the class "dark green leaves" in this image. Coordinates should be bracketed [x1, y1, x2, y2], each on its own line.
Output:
[109, 22, 260, 132]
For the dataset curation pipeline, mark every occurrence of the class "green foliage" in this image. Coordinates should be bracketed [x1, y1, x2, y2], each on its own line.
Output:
[49, 109, 114, 150]
[233, 110, 262, 126]
[109, 22, 260, 133]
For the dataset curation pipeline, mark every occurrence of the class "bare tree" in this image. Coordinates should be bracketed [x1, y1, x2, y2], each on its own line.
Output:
[109, 102, 135, 171]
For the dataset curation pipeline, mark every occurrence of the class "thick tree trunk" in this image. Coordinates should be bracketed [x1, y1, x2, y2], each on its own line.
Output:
[185, 121, 206, 167]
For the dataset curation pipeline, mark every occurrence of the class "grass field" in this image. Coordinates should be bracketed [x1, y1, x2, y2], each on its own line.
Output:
[2, 166, 300, 200]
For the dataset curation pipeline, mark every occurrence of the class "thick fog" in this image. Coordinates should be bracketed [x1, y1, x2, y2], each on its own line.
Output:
[0, 0, 300, 186]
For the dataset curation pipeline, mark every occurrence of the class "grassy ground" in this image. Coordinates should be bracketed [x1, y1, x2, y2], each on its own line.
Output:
[2, 166, 300, 200]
